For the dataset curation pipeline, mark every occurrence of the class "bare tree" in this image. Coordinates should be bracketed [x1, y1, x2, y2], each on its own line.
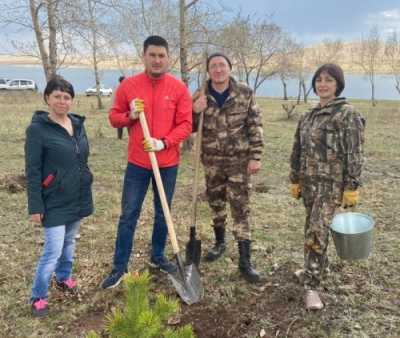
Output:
[112, 0, 181, 63]
[179, 0, 202, 85]
[111, 0, 221, 87]
[65, 0, 118, 109]
[219, 14, 283, 94]
[310, 38, 344, 67]
[0, 0, 75, 81]
[384, 30, 400, 95]
[276, 34, 299, 100]
[292, 44, 313, 103]
[352, 26, 382, 106]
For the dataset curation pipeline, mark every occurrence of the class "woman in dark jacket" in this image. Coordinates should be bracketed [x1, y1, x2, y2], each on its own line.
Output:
[25, 76, 93, 317]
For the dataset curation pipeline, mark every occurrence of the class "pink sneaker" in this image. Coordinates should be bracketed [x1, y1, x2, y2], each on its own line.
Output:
[56, 278, 77, 292]
[31, 298, 49, 317]
[305, 290, 324, 310]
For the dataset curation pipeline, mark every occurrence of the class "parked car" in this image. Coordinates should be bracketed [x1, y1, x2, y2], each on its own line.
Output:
[85, 86, 113, 96]
[0, 78, 10, 90]
[5, 79, 38, 91]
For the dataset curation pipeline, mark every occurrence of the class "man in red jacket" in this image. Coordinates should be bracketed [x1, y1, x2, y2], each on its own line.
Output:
[101, 35, 192, 289]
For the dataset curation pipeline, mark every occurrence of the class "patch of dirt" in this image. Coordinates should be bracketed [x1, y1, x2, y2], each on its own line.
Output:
[180, 262, 303, 338]
[0, 174, 26, 193]
[73, 311, 106, 337]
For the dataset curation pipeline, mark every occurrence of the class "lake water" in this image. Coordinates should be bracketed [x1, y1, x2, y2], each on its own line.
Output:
[0, 64, 399, 100]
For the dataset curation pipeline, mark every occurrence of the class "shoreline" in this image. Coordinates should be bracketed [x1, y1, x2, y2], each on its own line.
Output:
[0, 54, 396, 75]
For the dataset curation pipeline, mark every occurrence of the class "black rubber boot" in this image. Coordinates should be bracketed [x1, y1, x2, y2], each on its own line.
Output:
[205, 227, 226, 262]
[238, 240, 260, 283]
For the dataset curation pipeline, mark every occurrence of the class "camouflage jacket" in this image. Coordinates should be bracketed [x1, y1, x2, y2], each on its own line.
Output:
[289, 98, 365, 191]
[193, 77, 264, 162]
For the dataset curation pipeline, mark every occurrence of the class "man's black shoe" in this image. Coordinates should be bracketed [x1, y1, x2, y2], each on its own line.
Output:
[101, 269, 126, 289]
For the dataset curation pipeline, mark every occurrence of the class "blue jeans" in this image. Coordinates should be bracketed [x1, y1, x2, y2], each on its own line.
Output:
[31, 220, 80, 300]
[113, 163, 178, 272]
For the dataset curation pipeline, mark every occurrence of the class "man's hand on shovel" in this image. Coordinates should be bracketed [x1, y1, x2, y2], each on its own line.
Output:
[193, 93, 207, 114]
[129, 98, 144, 120]
[143, 137, 165, 152]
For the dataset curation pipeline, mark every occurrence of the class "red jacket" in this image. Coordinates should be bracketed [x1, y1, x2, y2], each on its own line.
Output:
[109, 72, 192, 169]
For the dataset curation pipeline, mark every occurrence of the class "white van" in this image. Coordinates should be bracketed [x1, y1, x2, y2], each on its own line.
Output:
[6, 79, 38, 91]
[0, 78, 10, 90]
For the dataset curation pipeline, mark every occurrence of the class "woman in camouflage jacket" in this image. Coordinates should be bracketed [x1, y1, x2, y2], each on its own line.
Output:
[289, 63, 365, 310]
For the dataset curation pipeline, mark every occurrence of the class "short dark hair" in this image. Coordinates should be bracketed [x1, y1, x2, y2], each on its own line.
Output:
[118, 76, 125, 83]
[206, 52, 232, 71]
[44, 75, 75, 103]
[143, 35, 169, 53]
[312, 63, 345, 97]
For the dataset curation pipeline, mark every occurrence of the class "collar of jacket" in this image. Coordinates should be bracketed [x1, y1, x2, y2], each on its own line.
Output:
[313, 97, 348, 115]
[205, 76, 240, 102]
[316, 97, 347, 109]
[142, 71, 167, 84]
[31, 110, 85, 128]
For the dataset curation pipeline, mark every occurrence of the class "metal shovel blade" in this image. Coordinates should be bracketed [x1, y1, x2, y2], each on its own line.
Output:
[169, 253, 203, 305]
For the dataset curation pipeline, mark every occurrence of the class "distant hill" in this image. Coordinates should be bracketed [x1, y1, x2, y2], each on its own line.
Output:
[0, 40, 395, 74]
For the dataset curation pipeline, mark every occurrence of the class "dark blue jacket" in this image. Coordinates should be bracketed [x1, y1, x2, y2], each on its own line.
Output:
[25, 111, 93, 227]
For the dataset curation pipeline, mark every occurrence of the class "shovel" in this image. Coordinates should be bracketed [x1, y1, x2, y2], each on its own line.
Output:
[138, 112, 203, 305]
[185, 108, 204, 267]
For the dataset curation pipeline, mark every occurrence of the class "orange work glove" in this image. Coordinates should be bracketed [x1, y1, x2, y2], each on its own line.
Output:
[290, 184, 301, 199]
[342, 190, 359, 208]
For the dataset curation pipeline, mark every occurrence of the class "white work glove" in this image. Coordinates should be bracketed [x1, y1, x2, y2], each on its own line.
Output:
[143, 137, 165, 152]
[129, 98, 144, 120]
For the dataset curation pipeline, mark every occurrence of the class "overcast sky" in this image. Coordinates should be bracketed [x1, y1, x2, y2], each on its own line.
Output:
[222, 0, 400, 43]
[1, 0, 399, 53]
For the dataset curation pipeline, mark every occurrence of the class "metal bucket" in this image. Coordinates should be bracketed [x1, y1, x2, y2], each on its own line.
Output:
[330, 212, 375, 260]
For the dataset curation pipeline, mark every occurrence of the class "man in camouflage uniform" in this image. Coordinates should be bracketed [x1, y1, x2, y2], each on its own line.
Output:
[289, 63, 365, 309]
[192, 53, 264, 283]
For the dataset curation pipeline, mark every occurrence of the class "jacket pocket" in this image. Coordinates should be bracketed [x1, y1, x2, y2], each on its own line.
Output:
[81, 166, 93, 187]
[42, 169, 64, 200]
[227, 109, 247, 129]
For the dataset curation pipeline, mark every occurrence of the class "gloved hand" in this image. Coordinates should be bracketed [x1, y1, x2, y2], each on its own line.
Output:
[290, 184, 301, 199]
[342, 190, 359, 208]
[129, 98, 144, 120]
[143, 137, 165, 152]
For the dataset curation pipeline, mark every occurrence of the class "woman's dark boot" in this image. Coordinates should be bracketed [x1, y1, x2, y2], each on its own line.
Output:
[205, 227, 226, 262]
[238, 240, 260, 283]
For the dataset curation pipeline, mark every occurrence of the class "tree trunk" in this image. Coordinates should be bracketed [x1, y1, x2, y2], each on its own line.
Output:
[93, 53, 103, 110]
[179, 0, 190, 86]
[371, 81, 376, 106]
[29, 0, 51, 81]
[297, 80, 302, 104]
[301, 80, 307, 103]
[304, 86, 313, 103]
[88, 0, 103, 109]
[47, 0, 57, 79]
[281, 78, 288, 100]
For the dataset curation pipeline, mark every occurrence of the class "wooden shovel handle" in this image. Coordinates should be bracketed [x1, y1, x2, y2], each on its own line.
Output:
[190, 110, 204, 227]
[139, 112, 180, 254]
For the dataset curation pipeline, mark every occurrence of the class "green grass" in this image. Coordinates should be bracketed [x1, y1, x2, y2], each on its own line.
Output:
[0, 92, 399, 337]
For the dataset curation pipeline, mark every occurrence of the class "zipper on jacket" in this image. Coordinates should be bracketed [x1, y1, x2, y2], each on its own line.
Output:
[151, 80, 156, 135]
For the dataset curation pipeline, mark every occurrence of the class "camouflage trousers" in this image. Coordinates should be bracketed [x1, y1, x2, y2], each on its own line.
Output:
[302, 180, 339, 289]
[203, 157, 251, 240]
